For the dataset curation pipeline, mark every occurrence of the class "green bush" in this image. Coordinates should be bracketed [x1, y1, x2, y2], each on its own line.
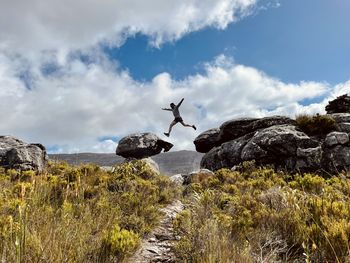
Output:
[102, 224, 140, 261]
[0, 160, 179, 263]
[296, 114, 337, 136]
[175, 165, 350, 262]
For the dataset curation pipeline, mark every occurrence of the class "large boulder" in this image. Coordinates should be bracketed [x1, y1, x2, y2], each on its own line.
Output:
[322, 145, 350, 174]
[116, 133, 173, 159]
[198, 113, 350, 174]
[219, 116, 295, 143]
[193, 128, 220, 153]
[201, 125, 320, 173]
[0, 136, 48, 171]
[324, 132, 349, 147]
[194, 116, 295, 154]
[200, 134, 252, 171]
[325, 94, 350, 114]
[326, 113, 350, 134]
[321, 132, 350, 173]
[241, 125, 319, 161]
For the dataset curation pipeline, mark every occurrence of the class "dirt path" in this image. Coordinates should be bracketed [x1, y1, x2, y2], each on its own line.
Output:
[128, 200, 184, 263]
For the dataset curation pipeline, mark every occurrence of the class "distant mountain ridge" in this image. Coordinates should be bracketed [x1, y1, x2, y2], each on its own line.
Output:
[49, 150, 204, 176]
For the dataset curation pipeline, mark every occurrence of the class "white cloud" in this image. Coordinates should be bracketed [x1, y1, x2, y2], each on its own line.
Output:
[1, 53, 346, 153]
[92, 140, 118, 153]
[0, 0, 348, 153]
[0, 0, 257, 54]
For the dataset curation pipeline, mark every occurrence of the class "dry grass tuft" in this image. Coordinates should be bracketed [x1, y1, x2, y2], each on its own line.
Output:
[296, 114, 337, 136]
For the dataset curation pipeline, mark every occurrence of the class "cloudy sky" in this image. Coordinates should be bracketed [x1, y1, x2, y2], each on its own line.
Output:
[0, 0, 349, 153]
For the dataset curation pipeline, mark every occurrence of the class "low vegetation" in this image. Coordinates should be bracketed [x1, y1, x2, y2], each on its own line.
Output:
[174, 161, 350, 262]
[296, 114, 337, 136]
[2, 157, 350, 262]
[0, 160, 179, 262]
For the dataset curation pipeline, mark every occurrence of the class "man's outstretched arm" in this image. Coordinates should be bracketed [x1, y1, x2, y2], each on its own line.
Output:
[177, 98, 184, 107]
[162, 108, 172, 111]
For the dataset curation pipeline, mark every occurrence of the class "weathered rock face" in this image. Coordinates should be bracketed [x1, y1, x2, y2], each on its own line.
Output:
[193, 128, 220, 153]
[326, 94, 350, 114]
[0, 136, 48, 171]
[194, 116, 295, 153]
[328, 113, 350, 123]
[321, 132, 350, 173]
[201, 125, 321, 173]
[324, 132, 349, 147]
[200, 134, 252, 171]
[219, 116, 296, 143]
[116, 133, 173, 159]
[198, 116, 350, 174]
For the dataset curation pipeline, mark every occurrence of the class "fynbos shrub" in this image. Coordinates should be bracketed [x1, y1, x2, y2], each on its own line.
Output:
[296, 114, 336, 136]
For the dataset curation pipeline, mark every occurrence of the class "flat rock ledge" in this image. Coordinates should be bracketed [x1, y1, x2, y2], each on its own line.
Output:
[128, 200, 183, 263]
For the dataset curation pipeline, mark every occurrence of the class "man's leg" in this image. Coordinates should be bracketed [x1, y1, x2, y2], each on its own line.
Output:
[180, 121, 196, 130]
[164, 120, 177, 136]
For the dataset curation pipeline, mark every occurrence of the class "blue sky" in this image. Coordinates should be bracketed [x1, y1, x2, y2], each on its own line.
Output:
[107, 0, 350, 84]
[0, 0, 349, 153]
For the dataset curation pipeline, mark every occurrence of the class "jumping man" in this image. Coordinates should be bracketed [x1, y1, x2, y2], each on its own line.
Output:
[162, 98, 196, 137]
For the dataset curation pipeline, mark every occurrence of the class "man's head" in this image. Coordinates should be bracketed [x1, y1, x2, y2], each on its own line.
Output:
[170, 103, 175, 108]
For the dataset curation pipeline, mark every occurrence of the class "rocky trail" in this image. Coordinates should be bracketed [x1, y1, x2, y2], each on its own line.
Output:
[128, 200, 184, 263]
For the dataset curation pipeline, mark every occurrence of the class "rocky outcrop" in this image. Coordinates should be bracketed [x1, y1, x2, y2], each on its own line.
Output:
[201, 125, 322, 173]
[194, 128, 220, 153]
[194, 116, 295, 153]
[324, 132, 349, 147]
[326, 94, 350, 114]
[326, 113, 350, 134]
[116, 133, 173, 159]
[200, 134, 251, 172]
[219, 116, 295, 143]
[328, 113, 350, 123]
[197, 114, 350, 174]
[0, 136, 48, 171]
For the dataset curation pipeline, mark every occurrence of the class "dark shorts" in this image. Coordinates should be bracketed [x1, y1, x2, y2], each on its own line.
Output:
[174, 117, 183, 123]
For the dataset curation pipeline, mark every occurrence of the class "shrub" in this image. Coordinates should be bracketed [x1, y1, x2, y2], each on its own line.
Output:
[101, 224, 140, 261]
[175, 166, 350, 262]
[0, 160, 179, 262]
[296, 114, 337, 136]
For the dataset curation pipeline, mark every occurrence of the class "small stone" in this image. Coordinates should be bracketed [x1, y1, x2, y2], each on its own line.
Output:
[169, 174, 184, 185]
[337, 122, 350, 133]
[324, 132, 349, 147]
